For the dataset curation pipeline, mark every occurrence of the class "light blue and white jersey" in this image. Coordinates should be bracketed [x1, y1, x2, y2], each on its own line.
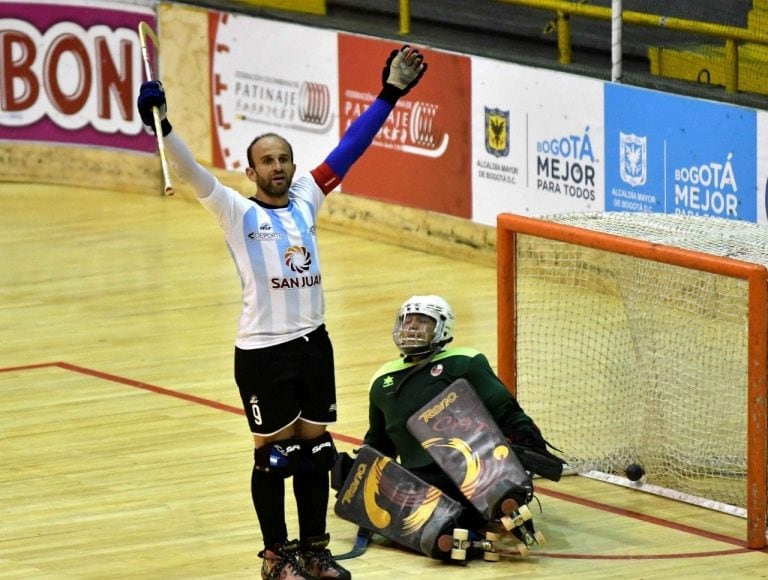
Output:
[199, 174, 325, 349]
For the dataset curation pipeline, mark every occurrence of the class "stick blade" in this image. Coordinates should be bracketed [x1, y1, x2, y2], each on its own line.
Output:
[334, 527, 373, 560]
[138, 21, 159, 49]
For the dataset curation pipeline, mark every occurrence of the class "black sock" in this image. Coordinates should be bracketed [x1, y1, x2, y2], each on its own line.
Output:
[293, 468, 329, 544]
[251, 466, 288, 548]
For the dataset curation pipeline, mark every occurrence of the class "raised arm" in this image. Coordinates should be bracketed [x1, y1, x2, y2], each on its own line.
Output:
[136, 81, 216, 198]
[310, 45, 428, 194]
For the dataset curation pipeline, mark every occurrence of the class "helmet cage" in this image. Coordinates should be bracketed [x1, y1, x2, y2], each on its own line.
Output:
[392, 295, 454, 356]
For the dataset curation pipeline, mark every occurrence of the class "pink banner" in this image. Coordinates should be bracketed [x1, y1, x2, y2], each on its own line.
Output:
[0, 1, 156, 152]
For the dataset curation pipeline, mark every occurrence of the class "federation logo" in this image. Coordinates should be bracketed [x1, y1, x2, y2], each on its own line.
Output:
[408, 102, 449, 157]
[234, 80, 334, 132]
[284, 246, 312, 273]
[298, 82, 331, 126]
[619, 132, 647, 187]
[484, 107, 509, 158]
[430, 364, 444, 377]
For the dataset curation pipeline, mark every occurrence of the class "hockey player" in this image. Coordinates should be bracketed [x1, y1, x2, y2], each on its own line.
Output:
[337, 295, 564, 557]
[137, 48, 427, 580]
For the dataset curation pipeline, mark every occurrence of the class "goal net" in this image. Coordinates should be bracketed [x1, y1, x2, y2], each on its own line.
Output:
[496, 212, 768, 548]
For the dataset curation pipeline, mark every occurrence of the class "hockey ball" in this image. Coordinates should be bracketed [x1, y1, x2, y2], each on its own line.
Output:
[625, 464, 645, 481]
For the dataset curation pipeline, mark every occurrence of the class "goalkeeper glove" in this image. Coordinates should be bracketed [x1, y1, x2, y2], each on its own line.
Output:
[137, 80, 172, 136]
[509, 422, 548, 451]
[379, 45, 427, 104]
[508, 422, 566, 481]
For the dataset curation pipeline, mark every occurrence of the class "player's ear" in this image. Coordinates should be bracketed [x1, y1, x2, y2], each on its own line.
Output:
[245, 165, 257, 182]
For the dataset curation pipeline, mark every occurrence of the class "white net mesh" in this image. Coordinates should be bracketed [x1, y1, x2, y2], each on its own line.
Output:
[512, 212, 768, 512]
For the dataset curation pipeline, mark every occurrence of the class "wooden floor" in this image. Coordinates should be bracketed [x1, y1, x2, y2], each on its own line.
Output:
[2, 183, 768, 579]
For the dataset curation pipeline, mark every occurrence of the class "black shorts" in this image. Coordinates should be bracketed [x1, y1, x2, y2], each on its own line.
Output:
[234, 325, 338, 436]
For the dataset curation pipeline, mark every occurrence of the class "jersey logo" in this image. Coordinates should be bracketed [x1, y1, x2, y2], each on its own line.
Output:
[284, 246, 312, 273]
[382, 376, 394, 388]
[248, 224, 284, 241]
[430, 364, 444, 377]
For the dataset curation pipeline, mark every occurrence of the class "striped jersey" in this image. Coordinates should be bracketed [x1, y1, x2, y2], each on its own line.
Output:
[199, 174, 325, 349]
[163, 94, 398, 349]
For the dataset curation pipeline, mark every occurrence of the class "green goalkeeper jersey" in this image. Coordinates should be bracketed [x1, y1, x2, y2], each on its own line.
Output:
[363, 346, 535, 470]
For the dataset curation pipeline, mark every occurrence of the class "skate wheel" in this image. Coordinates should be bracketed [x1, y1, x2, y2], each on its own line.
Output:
[453, 528, 469, 541]
[516, 543, 530, 557]
[523, 533, 536, 546]
[499, 515, 515, 531]
[451, 548, 467, 560]
[534, 531, 547, 545]
[485, 532, 501, 541]
[484, 551, 501, 562]
[518, 504, 533, 521]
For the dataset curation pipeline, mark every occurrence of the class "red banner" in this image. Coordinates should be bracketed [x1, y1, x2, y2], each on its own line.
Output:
[337, 35, 472, 218]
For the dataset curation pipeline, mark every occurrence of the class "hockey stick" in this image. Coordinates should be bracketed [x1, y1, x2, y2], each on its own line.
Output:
[138, 21, 174, 196]
[334, 527, 373, 560]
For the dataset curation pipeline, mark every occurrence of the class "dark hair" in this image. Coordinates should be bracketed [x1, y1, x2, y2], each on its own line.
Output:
[246, 133, 294, 167]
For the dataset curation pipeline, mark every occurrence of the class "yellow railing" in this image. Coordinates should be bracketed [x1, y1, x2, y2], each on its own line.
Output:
[397, 0, 768, 93]
[232, 0, 326, 15]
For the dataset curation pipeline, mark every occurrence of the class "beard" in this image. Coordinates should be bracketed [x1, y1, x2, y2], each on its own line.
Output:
[256, 172, 292, 198]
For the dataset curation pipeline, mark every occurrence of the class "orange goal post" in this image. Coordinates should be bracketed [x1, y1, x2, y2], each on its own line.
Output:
[496, 212, 768, 549]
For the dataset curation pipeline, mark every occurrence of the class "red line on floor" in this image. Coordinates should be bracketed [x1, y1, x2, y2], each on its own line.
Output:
[5, 361, 768, 560]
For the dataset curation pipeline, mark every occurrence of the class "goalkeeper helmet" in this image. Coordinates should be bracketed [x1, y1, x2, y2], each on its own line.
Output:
[392, 295, 455, 357]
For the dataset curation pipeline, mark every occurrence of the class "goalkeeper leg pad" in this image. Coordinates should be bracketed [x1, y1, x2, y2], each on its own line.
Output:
[334, 446, 463, 559]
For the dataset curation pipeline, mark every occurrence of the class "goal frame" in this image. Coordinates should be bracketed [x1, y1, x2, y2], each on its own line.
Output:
[496, 212, 768, 549]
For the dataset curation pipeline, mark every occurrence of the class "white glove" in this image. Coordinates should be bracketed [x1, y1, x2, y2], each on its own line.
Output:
[382, 45, 427, 95]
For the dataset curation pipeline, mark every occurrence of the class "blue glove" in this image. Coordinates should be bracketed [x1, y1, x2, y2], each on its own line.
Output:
[137, 80, 171, 135]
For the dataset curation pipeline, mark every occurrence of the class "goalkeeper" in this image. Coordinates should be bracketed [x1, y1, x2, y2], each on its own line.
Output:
[137, 47, 426, 580]
[336, 295, 564, 543]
